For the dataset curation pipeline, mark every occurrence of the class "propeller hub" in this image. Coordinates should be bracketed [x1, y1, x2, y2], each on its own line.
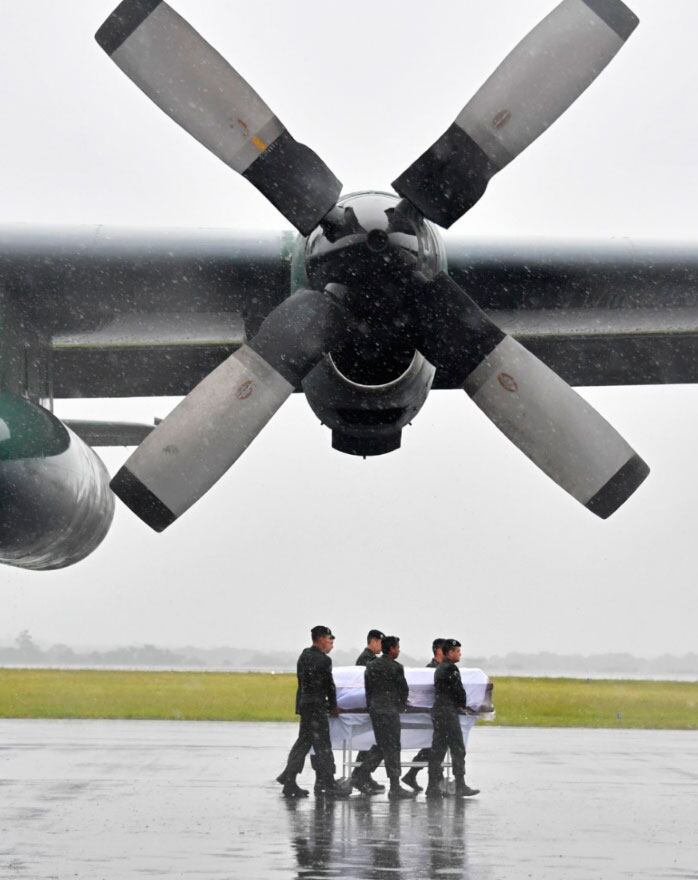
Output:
[303, 191, 446, 294]
[366, 228, 390, 253]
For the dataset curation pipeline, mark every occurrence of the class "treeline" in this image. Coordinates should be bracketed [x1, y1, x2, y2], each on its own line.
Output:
[2, 632, 697, 676]
[0, 631, 203, 668]
[468, 651, 698, 676]
[0, 633, 424, 669]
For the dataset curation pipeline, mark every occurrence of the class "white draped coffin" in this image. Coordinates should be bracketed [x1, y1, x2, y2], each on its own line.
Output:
[328, 666, 493, 750]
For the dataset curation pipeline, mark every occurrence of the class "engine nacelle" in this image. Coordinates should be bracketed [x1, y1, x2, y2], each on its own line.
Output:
[302, 352, 435, 456]
[0, 393, 114, 570]
[291, 190, 444, 455]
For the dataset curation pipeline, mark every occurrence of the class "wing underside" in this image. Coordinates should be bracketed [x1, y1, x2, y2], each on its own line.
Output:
[2, 225, 698, 417]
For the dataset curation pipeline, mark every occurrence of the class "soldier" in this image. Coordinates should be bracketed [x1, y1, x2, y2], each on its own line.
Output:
[401, 637, 446, 792]
[352, 629, 386, 794]
[426, 638, 480, 799]
[362, 636, 415, 800]
[276, 625, 349, 799]
[356, 629, 384, 667]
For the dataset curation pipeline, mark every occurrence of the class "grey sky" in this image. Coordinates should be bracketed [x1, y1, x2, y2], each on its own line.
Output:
[0, 0, 696, 657]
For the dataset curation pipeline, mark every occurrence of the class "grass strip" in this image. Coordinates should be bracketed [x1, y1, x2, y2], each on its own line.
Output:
[0, 669, 695, 729]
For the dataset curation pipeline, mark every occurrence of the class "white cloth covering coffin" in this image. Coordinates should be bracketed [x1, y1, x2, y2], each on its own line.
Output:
[328, 666, 493, 750]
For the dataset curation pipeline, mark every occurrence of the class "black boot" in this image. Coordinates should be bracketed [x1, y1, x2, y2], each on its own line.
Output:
[282, 774, 309, 798]
[351, 771, 374, 795]
[425, 774, 445, 799]
[454, 777, 480, 797]
[401, 767, 423, 792]
[316, 778, 351, 799]
[325, 781, 352, 799]
[388, 778, 416, 800]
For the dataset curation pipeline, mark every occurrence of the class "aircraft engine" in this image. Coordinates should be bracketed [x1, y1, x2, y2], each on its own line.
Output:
[297, 190, 441, 455]
[0, 393, 114, 570]
[302, 352, 435, 456]
[97, 0, 648, 529]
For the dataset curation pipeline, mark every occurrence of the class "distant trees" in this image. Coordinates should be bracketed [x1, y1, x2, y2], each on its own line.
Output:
[14, 630, 40, 659]
[0, 632, 696, 676]
[0, 631, 200, 668]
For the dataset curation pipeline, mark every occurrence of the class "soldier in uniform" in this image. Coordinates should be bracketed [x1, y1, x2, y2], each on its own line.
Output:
[402, 637, 445, 791]
[426, 638, 480, 799]
[276, 625, 349, 798]
[361, 636, 415, 800]
[352, 629, 386, 794]
[355, 629, 384, 667]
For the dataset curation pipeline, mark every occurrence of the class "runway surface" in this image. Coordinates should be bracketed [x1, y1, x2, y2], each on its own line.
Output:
[0, 719, 696, 879]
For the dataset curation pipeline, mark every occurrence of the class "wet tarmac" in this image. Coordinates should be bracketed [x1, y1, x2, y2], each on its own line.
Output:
[0, 719, 696, 879]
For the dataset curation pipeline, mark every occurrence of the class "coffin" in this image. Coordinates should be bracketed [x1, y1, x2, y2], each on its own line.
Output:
[328, 666, 494, 750]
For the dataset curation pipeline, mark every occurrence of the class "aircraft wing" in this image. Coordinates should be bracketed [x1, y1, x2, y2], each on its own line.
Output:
[0, 224, 294, 402]
[2, 224, 698, 416]
[449, 238, 698, 388]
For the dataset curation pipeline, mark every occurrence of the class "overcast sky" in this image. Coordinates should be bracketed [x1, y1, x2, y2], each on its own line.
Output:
[1, 0, 697, 659]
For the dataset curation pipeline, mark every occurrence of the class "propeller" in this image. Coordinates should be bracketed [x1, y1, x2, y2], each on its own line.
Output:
[410, 272, 649, 518]
[110, 289, 346, 531]
[97, 0, 647, 530]
[392, 0, 639, 227]
[95, 0, 341, 235]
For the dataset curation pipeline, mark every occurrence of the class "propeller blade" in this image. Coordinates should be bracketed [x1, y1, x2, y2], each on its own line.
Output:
[110, 346, 294, 531]
[465, 334, 649, 518]
[96, 0, 341, 235]
[110, 289, 344, 531]
[392, 0, 639, 228]
[414, 273, 649, 517]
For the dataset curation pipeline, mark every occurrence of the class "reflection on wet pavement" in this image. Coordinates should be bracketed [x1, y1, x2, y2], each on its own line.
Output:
[0, 720, 696, 879]
[286, 796, 475, 880]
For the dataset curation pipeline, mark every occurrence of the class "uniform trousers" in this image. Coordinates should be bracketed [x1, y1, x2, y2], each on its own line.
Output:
[364, 709, 402, 781]
[352, 745, 382, 778]
[283, 708, 336, 784]
[428, 707, 465, 781]
[409, 747, 432, 770]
